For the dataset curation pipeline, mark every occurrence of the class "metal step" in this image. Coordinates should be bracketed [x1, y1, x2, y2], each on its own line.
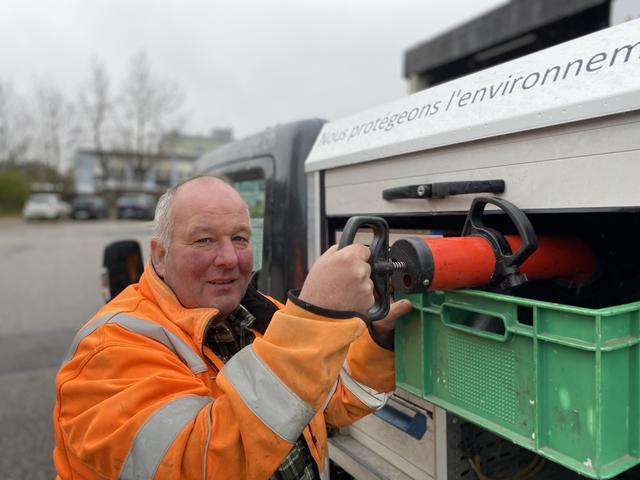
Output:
[329, 434, 414, 480]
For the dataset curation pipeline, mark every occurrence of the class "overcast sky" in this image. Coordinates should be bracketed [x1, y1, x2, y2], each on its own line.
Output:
[0, 0, 506, 140]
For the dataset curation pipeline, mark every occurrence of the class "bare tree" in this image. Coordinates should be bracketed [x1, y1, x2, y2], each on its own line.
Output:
[32, 79, 80, 173]
[114, 51, 184, 166]
[78, 59, 113, 177]
[0, 79, 32, 164]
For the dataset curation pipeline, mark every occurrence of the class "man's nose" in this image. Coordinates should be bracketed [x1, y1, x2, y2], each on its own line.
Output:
[213, 238, 239, 268]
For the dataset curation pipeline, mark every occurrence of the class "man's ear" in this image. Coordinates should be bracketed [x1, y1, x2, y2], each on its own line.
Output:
[150, 239, 167, 278]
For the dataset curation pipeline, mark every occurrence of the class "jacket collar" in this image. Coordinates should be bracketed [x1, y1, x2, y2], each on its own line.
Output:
[138, 260, 220, 347]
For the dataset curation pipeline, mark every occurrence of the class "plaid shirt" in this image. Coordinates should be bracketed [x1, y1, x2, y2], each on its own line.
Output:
[205, 305, 320, 480]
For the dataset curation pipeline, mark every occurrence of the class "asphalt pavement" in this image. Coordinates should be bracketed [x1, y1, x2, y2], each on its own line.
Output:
[0, 218, 151, 479]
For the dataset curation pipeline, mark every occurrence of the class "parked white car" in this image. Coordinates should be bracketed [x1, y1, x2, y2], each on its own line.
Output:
[22, 193, 71, 220]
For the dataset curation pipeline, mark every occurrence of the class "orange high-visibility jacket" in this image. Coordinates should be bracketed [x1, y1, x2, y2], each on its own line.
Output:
[53, 262, 395, 479]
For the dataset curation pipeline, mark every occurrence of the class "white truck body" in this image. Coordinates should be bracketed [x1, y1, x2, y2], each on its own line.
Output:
[305, 18, 640, 480]
[194, 17, 640, 480]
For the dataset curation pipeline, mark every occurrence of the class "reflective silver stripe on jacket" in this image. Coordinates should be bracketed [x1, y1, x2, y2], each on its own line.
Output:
[223, 345, 315, 443]
[339, 362, 390, 410]
[321, 379, 338, 412]
[61, 312, 208, 374]
[120, 394, 212, 480]
[202, 402, 213, 479]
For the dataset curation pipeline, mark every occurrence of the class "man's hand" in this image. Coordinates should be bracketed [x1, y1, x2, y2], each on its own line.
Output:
[369, 298, 413, 349]
[299, 244, 374, 315]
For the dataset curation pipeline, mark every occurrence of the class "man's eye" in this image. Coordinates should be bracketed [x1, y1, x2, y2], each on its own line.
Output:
[195, 238, 213, 245]
[233, 236, 250, 244]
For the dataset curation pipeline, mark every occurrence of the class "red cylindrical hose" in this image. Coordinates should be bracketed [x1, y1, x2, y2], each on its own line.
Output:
[423, 235, 596, 290]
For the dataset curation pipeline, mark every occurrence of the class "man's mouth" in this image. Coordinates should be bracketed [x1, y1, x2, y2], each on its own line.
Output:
[208, 279, 235, 285]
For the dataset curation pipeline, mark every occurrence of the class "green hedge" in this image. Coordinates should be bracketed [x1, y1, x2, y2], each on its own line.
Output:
[0, 169, 31, 215]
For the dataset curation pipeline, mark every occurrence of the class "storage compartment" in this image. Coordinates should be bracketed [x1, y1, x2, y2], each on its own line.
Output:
[322, 111, 640, 217]
[395, 288, 640, 479]
[372, 205, 640, 479]
[332, 391, 438, 480]
[326, 155, 640, 478]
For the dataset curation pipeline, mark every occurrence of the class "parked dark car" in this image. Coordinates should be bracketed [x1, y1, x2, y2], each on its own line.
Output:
[71, 196, 108, 220]
[116, 193, 156, 220]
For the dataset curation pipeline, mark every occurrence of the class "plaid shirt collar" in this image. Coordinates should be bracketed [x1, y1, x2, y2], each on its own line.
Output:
[205, 305, 256, 364]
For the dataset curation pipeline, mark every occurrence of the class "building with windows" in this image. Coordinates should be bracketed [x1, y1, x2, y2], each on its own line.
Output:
[74, 130, 233, 198]
[74, 149, 195, 196]
[158, 128, 233, 158]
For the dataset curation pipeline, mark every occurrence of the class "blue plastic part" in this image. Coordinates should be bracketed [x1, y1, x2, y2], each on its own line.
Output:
[373, 403, 428, 440]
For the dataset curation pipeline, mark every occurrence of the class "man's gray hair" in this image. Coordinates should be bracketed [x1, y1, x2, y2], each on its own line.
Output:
[151, 187, 176, 247]
[151, 175, 232, 247]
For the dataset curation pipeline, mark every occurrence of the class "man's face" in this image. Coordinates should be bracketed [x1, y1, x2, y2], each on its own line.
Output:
[152, 179, 253, 315]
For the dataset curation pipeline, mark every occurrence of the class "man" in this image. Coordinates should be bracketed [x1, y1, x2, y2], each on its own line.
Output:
[53, 176, 411, 479]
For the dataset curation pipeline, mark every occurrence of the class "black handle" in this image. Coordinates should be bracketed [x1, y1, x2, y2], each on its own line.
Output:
[461, 197, 538, 289]
[383, 179, 505, 200]
[338, 216, 391, 322]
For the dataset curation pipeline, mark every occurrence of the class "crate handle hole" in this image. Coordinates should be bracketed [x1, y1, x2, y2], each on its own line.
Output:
[444, 306, 507, 337]
[468, 313, 505, 336]
[517, 305, 534, 326]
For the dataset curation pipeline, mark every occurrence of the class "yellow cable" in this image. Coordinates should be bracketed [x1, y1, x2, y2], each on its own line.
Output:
[513, 455, 542, 479]
[468, 455, 491, 480]
[467, 452, 546, 480]
[521, 456, 546, 479]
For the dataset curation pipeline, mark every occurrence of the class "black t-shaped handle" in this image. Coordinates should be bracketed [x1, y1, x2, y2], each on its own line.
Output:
[462, 196, 538, 289]
[338, 216, 392, 323]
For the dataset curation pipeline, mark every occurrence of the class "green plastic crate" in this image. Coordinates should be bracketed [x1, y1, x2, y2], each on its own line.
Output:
[395, 289, 640, 479]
